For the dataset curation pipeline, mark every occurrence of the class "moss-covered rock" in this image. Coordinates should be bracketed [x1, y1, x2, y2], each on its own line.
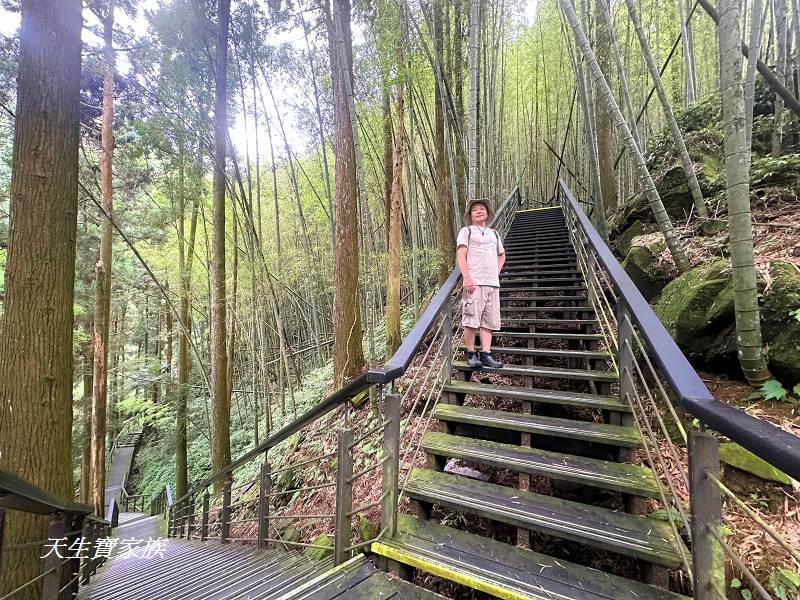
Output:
[616, 220, 655, 256]
[357, 515, 378, 543]
[654, 260, 735, 354]
[761, 261, 800, 382]
[719, 442, 791, 484]
[621, 239, 669, 301]
[303, 532, 334, 560]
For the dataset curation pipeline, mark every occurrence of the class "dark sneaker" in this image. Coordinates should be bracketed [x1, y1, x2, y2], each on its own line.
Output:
[466, 351, 483, 369]
[479, 352, 503, 369]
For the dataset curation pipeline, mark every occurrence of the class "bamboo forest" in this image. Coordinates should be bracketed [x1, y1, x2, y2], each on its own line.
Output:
[1, 0, 800, 598]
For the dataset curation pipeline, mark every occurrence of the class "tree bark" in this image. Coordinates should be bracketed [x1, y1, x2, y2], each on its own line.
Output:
[624, 0, 707, 218]
[467, 0, 480, 200]
[593, 0, 617, 214]
[382, 83, 393, 250]
[560, 0, 690, 271]
[0, 0, 82, 596]
[328, 0, 365, 388]
[745, 0, 765, 151]
[718, 0, 771, 383]
[81, 338, 94, 504]
[772, 0, 788, 155]
[386, 3, 407, 356]
[210, 0, 232, 488]
[435, 0, 455, 284]
[90, 0, 115, 518]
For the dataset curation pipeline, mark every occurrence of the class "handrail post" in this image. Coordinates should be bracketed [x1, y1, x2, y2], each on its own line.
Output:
[258, 457, 270, 549]
[81, 520, 95, 585]
[442, 300, 453, 382]
[167, 503, 173, 538]
[381, 394, 401, 538]
[66, 513, 83, 597]
[617, 303, 634, 418]
[41, 511, 66, 600]
[334, 428, 353, 565]
[186, 494, 195, 539]
[220, 479, 232, 544]
[201, 489, 210, 542]
[689, 428, 726, 599]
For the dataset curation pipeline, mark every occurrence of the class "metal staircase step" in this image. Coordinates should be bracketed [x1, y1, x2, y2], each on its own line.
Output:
[433, 404, 642, 448]
[403, 468, 684, 567]
[503, 262, 578, 270]
[276, 554, 439, 600]
[499, 318, 597, 326]
[500, 277, 584, 284]
[423, 432, 655, 496]
[452, 361, 616, 383]
[500, 287, 586, 294]
[493, 330, 603, 340]
[501, 296, 590, 304]
[456, 345, 608, 360]
[443, 379, 626, 410]
[501, 270, 583, 278]
[372, 515, 688, 600]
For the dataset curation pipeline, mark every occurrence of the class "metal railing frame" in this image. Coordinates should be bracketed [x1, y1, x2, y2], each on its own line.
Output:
[557, 177, 800, 599]
[166, 186, 523, 564]
[0, 468, 112, 599]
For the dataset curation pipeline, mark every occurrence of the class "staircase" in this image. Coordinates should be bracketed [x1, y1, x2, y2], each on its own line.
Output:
[372, 206, 690, 599]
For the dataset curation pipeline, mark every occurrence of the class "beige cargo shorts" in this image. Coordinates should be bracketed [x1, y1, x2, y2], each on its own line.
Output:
[461, 285, 501, 330]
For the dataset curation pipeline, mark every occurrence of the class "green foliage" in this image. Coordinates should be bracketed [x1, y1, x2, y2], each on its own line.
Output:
[761, 380, 788, 401]
[770, 569, 800, 600]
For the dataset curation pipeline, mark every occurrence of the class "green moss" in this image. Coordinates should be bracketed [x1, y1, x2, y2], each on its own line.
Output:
[654, 260, 733, 347]
[762, 261, 800, 382]
[621, 246, 668, 301]
[303, 532, 334, 560]
[358, 514, 379, 543]
[719, 442, 791, 484]
[616, 220, 654, 256]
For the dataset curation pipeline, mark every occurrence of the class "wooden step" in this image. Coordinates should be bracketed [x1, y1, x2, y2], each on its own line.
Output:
[499, 318, 597, 327]
[277, 554, 439, 600]
[501, 270, 583, 278]
[500, 277, 584, 285]
[452, 362, 617, 383]
[503, 262, 578, 270]
[404, 468, 684, 567]
[456, 345, 608, 360]
[493, 331, 603, 341]
[501, 295, 590, 303]
[372, 514, 688, 600]
[423, 432, 656, 496]
[499, 285, 587, 292]
[442, 380, 627, 411]
[434, 404, 642, 448]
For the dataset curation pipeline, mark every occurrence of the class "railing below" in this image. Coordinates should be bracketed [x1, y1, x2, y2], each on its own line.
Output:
[557, 177, 800, 599]
[0, 468, 112, 600]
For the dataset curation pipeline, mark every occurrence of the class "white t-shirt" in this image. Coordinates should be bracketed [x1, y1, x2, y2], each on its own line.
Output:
[456, 225, 506, 287]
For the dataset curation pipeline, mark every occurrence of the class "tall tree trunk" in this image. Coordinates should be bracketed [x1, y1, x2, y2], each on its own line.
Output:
[576, 56, 608, 239]
[718, 0, 772, 384]
[560, 0, 690, 271]
[593, 0, 617, 214]
[467, 0, 480, 200]
[745, 0, 765, 151]
[454, 0, 467, 209]
[435, 0, 455, 284]
[210, 0, 232, 489]
[773, 0, 788, 155]
[0, 0, 82, 596]
[328, 0, 365, 388]
[81, 338, 94, 504]
[90, 0, 115, 518]
[382, 83, 393, 250]
[624, 0, 708, 218]
[386, 3, 407, 356]
[677, 0, 698, 102]
[176, 160, 198, 498]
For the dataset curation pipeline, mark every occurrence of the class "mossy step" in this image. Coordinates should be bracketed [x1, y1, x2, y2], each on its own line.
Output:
[423, 432, 655, 496]
[492, 331, 603, 341]
[442, 380, 628, 411]
[372, 514, 689, 600]
[404, 468, 684, 567]
[452, 362, 617, 383]
[276, 554, 439, 600]
[434, 404, 642, 448]
[456, 345, 608, 360]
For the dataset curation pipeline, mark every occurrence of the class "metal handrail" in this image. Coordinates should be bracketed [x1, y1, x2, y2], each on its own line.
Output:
[0, 469, 94, 516]
[557, 178, 800, 480]
[171, 187, 522, 506]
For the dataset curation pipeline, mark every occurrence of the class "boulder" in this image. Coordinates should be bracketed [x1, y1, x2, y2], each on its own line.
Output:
[303, 532, 334, 560]
[622, 243, 668, 301]
[357, 515, 378, 543]
[616, 220, 656, 256]
[761, 261, 800, 383]
[654, 260, 735, 356]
